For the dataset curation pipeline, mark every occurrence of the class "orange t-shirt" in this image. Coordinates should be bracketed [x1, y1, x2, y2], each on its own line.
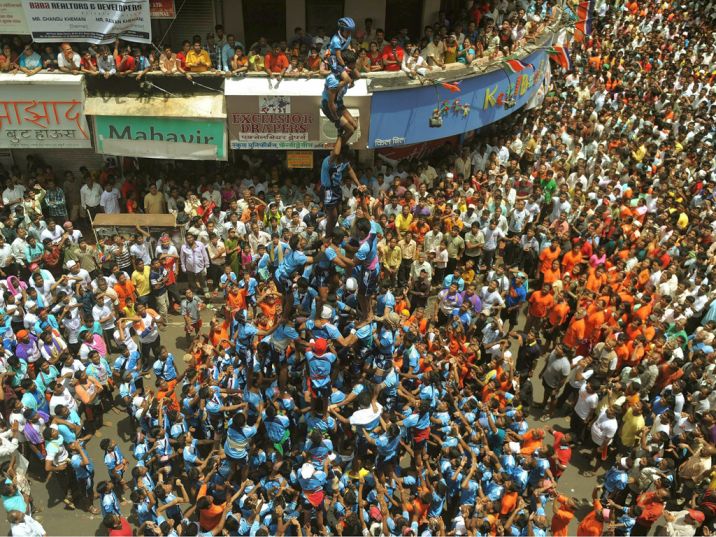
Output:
[197, 484, 226, 531]
[114, 280, 136, 309]
[563, 318, 586, 349]
[548, 302, 571, 327]
[520, 430, 544, 456]
[500, 491, 519, 516]
[551, 495, 576, 537]
[542, 266, 561, 285]
[259, 299, 278, 320]
[561, 250, 583, 274]
[577, 499, 604, 537]
[528, 291, 554, 318]
[539, 246, 561, 272]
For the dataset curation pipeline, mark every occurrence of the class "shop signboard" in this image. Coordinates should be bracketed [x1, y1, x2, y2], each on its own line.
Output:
[0, 74, 91, 148]
[20, 0, 151, 44]
[367, 49, 549, 148]
[0, 1, 29, 33]
[150, 0, 175, 18]
[287, 151, 314, 168]
[225, 78, 370, 150]
[94, 115, 227, 160]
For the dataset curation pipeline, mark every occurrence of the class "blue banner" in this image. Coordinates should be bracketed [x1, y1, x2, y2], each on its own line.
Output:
[368, 49, 548, 148]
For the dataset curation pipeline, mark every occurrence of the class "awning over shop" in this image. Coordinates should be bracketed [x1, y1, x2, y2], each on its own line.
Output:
[87, 94, 228, 161]
[224, 77, 368, 97]
[85, 94, 225, 119]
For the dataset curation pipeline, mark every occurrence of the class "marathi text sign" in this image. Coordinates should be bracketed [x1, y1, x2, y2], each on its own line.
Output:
[0, 1, 29, 33]
[150, 0, 174, 18]
[21, 0, 151, 44]
[287, 151, 313, 168]
[0, 78, 91, 148]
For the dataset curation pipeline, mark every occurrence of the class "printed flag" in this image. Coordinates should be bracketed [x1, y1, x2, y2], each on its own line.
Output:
[574, 0, 595, 42]
[548, 45, 573, 71]
[504, 59, 531, 73]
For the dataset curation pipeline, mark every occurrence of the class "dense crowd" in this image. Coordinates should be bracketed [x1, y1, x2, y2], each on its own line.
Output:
[2, 0, 716, 536]
[0, 0, 557, 80]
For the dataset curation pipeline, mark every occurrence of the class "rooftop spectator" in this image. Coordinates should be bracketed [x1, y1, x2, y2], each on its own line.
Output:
[57, 42, 81, 74]
[185, 39, 212, 73]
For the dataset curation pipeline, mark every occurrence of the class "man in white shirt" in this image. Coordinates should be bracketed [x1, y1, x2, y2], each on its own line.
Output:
[39, 219, 63, 245]
[588, 407, 618, 475]
[99, 183, 122, 214]
[0, 234, 14, 276]
[572, 382, 599, 443]
[2, 176, 25, 208]
[8, 510, 46, 537]
[57, 42, 81, 74]
[80, 178, 102, 219]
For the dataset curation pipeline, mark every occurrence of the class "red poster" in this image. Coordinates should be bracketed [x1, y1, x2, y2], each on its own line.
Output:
[150, 0, 175, 18]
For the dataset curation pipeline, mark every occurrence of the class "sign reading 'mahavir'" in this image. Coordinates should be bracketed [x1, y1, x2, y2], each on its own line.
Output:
[94, 115, 226, 160]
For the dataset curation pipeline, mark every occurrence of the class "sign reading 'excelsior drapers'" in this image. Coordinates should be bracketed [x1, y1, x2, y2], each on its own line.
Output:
[20, 0, 151, 44]
[224, 78, 371, 150]
[0, 76, 91, 148]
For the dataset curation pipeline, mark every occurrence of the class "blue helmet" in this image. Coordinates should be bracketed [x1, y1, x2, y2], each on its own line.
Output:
[338, 17, 356, 31]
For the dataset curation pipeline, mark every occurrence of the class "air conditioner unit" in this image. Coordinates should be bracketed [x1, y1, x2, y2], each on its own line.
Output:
[319, 108, 361, 143]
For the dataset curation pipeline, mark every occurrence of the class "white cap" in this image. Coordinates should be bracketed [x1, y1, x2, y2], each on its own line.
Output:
[66, 260, 77, 269]
[481, 307, 492, 316]
[346, 277, 358, 292]
[25, 300, 36, 310]
[321, 305, 333, 320]
[300, 462, 315, 479]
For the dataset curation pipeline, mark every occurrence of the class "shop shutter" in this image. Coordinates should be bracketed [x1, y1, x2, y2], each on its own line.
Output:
[162, 0, 217, 49]
[10, 148, 105, 176]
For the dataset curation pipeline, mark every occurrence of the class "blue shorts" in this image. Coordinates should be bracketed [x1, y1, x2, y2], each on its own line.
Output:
[273, 271, 293, 293]
[355, 266, 379, 296]
[328, 54, 343, 76]
[321, 100, 345, 129]
[311, 266, 334, 289]
[321, 184, 343, 208]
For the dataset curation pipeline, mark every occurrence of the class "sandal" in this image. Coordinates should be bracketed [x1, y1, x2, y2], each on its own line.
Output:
[88, 506, 100, 515]
[63, 499, 76, 510]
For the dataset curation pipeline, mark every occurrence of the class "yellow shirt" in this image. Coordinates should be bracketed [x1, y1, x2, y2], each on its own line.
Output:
[395, 213, 414, 234]
[620, 407, 645, 448]
[132, 266, 151, 298]
[248, 53, 264, 71]
[185, 49, 211, 72]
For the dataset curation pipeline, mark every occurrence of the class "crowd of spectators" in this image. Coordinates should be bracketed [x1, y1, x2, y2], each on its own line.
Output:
[1, 0, 716, 536]
[0, 0, 557, 80]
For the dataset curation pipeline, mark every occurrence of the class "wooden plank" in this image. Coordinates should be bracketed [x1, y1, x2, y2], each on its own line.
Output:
[92, 213, 177, 228]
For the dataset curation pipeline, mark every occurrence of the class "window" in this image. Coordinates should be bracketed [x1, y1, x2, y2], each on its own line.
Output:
[306, 0, 344, 41]
[385, 0, 424, 44]
[242, 0, 286, 48]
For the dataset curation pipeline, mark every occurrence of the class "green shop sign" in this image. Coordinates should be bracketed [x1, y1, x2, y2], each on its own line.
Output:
[94, 115, 227, 160]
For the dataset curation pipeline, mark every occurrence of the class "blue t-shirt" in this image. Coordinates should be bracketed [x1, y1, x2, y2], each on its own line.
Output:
[322, 73, 349, 104]
[329, 33, 350, 56]
[263, 413, 290, 443]
[321, 156, 350, 189]
[224, 422, 257, 460]
[275, 249, 309, 280]
[355, 221, 381, 271]
[306, 351, 337, 388]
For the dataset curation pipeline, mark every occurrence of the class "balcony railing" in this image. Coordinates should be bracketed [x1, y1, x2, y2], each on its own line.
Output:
[3, 18, 559, 97]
